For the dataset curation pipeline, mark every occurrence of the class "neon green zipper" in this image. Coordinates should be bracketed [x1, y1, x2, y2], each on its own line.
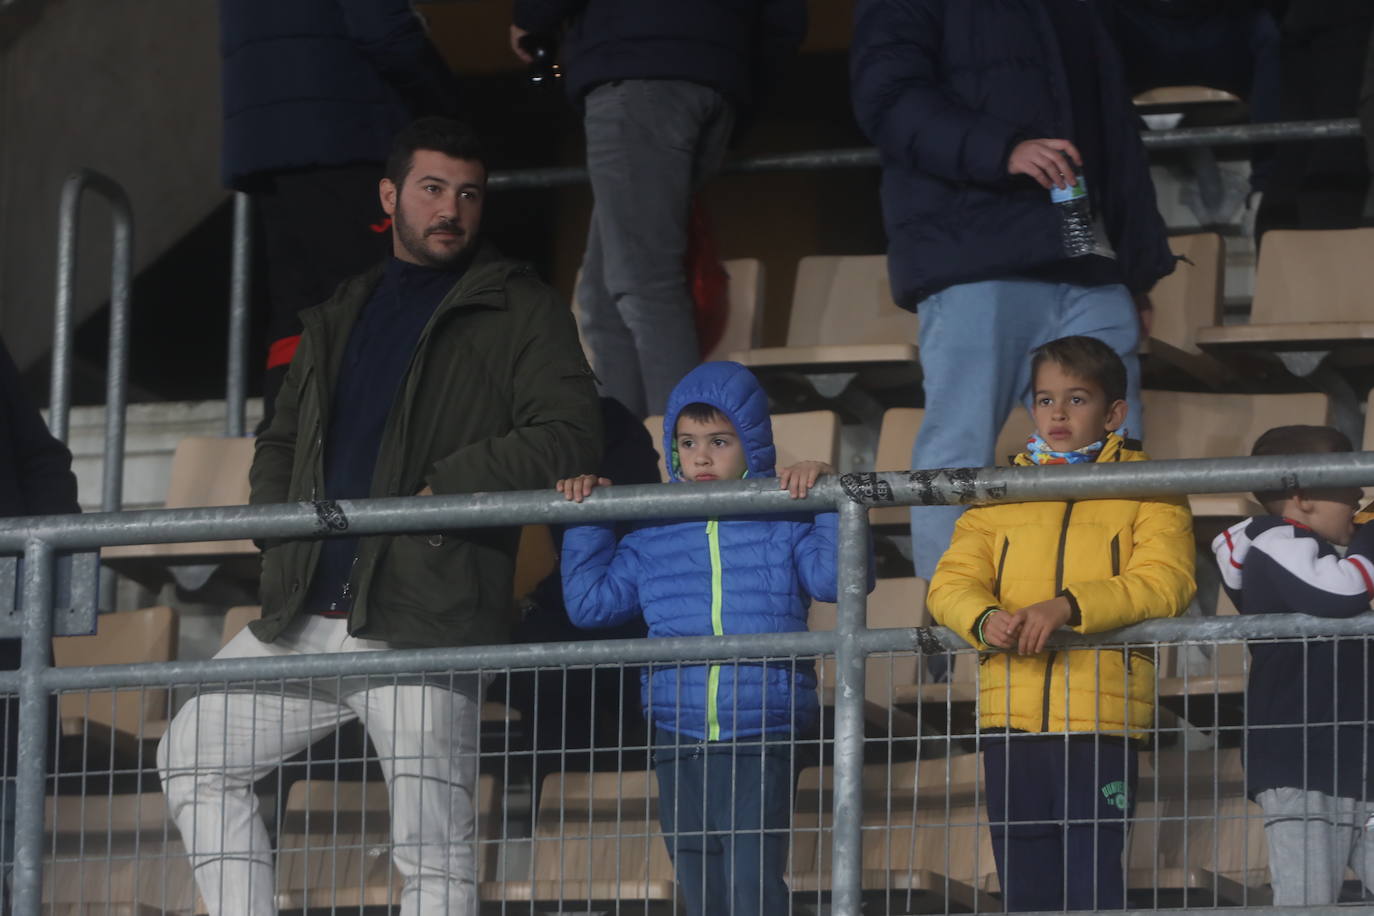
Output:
[706, 519, 724, 741]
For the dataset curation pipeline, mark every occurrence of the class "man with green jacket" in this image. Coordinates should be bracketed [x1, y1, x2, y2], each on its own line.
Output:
[158, 118, 602, 916]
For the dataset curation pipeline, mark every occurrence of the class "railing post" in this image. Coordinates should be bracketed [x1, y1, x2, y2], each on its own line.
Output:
[11, 539, 54, 916]
[830, 498, 870, 915]
[225, 192, 251, 438]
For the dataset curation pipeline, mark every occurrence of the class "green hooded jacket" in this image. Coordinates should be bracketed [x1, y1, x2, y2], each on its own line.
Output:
[248, 243, 602, 647]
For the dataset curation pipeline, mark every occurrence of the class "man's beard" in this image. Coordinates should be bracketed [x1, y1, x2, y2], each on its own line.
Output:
[394, 205, 473, 269]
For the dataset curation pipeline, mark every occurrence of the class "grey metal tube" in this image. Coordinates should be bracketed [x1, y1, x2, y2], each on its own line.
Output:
[103, 182, 133, 513]
[11, 540, 53, 916]
[225, 192, 251, 438]
[17, 609, 1374, 696]
[0, 451, 1368, 551]
[49, 177, 83, 442]
[829, 499, 870, 916]
[486, 118, 1361, 191]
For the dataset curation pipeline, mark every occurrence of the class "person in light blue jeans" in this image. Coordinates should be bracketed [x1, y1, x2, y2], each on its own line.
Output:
[910, 280, 1143, 581]
[850, 0, 1178, 595]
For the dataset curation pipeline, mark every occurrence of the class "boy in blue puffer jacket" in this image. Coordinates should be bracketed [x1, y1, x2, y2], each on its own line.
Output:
[556, 361, 849, 916]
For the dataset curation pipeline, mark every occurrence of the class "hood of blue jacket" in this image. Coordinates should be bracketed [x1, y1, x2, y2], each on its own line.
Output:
[662, 361, 775, 482]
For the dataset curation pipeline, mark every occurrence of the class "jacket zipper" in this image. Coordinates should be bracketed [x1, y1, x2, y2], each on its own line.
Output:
[994, 538, 1011, 601]
[706, 519, 724, 741]
[1042, 501, 1076, 731]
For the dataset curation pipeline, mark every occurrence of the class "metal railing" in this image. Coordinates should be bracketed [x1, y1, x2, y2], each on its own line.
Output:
[2, 451, 1374, 914]
[217, 116, 1363, 432]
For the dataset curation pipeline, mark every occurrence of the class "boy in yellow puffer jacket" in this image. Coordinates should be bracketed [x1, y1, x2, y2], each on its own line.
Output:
[929, 335, 1195, 912]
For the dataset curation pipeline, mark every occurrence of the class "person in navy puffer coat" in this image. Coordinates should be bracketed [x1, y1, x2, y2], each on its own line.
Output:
[557, 361, 858, 916]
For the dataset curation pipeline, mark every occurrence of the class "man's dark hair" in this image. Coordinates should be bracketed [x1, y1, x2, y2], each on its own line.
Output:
[675, 402, 728, 428]
[1250, 425, 1353, 513]
[1030, 335, 1128, 404]
[385, 117, 488, 187]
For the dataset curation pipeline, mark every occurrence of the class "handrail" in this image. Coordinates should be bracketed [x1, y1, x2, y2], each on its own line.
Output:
[486, 117, 1363, 191]
[49, 168, 134, 514]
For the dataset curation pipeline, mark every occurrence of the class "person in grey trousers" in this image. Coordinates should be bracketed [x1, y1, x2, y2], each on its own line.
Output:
[510, 0, 807, 418]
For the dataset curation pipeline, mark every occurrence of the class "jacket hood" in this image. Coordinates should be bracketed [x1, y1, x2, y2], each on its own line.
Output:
[662, 361, 775, 482]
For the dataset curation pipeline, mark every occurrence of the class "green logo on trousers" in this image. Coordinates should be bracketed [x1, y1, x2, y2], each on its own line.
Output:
[1101, 780, 1128, 811]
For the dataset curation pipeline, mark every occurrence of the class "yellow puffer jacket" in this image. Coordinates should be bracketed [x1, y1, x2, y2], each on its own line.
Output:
[928, 435, 1195, 738]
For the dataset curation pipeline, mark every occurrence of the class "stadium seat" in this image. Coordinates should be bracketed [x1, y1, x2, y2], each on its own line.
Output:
[572, 258, 765, 364]
[810, 577, 929, 736]
[643, 410, 842, 482]
[728, 255, 919, 403]
[52, 605, 178, 761]
[1129, 747, 1270, 907]
[43, 791, 198, 915]
[491, 769, 678, 911]
[1144, 233, 1232, 388]
[1196, 228, 1374, 363]
[1133, 86, 1244, 110]
[275, 776, 501, 911]
[1140, 390, 1328, 518]
[789, 755, 997, 910]
[513, 524, 557, 600]
[219, 604, 260, 647]
[101, 436, 259, 592]
[1158, 585, 1247, 729]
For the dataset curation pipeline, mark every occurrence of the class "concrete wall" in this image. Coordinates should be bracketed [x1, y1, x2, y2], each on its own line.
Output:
[0, 0, 224, 373]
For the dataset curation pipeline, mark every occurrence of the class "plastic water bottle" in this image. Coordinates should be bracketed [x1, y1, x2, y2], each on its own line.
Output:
[1051, 168, 1096, 258]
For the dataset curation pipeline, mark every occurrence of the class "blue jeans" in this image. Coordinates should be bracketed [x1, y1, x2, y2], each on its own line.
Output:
[983, 735, 1139, 911]
[910, 278, 1141, 581]
[652, 728, 793, 916]
[576, 80, 735, 418]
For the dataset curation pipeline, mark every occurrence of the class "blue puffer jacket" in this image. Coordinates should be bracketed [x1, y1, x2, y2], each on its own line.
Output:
[561, 362, 838, 740]
[849, 0, 1176, 307]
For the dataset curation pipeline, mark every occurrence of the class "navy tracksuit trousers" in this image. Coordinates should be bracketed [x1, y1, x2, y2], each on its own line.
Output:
[984, 734, 1139, 911]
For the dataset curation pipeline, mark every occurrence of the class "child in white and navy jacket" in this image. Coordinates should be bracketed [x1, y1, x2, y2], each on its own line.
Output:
[1213, 425, 1374, 906]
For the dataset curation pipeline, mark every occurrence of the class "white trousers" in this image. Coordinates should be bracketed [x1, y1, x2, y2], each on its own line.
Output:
[157, 615, 485, 916]
[1258, 787, 1374, 905]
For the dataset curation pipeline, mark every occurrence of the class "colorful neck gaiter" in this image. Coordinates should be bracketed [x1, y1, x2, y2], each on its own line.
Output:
[1026, 433, 1105, 465]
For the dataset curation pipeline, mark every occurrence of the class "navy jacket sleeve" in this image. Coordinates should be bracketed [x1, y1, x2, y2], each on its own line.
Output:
[512, 0, 587, 35]
[337, 0, 460, 118]
[0, 342, 78, 517]
[849, 0, 1022, 185]
[1242, 522, 1374, 619]
[561, 522, 644, 629]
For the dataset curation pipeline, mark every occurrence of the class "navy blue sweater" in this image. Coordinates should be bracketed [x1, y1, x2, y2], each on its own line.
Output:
[304, 257, 466, 614]
[1213, 517, 1374, 799]
[849, 0, 1175, 307]
[512, 0, 806, 109]
[219, 0, 460, 189]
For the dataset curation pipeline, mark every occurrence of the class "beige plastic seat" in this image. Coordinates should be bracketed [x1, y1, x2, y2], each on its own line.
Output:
[102, 436, 259, 590]
[1197, 228, 1374, 357]
[644, 410, 841, 482]
[52, 606, 178, 758]
[43, 791, 198, 915]
[1133, 86, 1244, 109]
[220, 604, 260, 647]
[273, 776, 500, 910]
[514, 524, 557, 600]
[491, 769, 678, 910]
[572, 258, 765, 364]
[729, 255, 919, 386]
[810, 577, 929, 736]
[1129, 748, 1270, 906]
[1144, 233, 1231, 388]
[789, 756, 997, 910]
[1140, 390, 1329, 517]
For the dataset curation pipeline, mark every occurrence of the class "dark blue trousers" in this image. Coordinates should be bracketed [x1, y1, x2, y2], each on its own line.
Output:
[652, 728, 793, 916]
[984, 734, 1139, 912]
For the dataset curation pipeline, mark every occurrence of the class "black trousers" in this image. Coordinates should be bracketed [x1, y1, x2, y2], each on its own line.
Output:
[983, 733, 1139, 912]
[251, 163, 392, 424]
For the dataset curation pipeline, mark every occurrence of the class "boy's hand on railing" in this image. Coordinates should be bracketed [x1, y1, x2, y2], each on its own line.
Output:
[778, 460, 835, 499]
[980, 609, 1021, 649]
[1013, 596, 1073, 656]
[556, 475, 613, 504]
